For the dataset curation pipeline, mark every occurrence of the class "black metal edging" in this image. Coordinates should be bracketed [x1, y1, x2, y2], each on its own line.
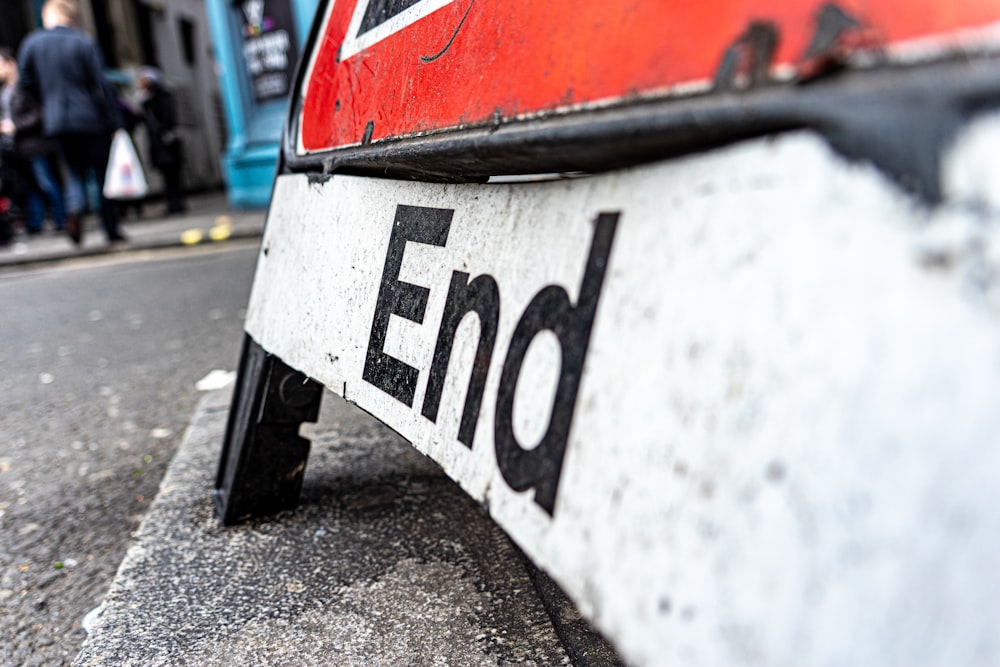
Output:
[215, 334, 325, 525]
[280, 0, 1000, 203]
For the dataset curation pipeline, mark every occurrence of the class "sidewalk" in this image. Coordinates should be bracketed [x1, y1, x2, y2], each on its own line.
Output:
[0, 191, 265, 270]
[72, 388, 623, 666]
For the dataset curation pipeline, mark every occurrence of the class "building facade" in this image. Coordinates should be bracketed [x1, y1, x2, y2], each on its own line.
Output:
[124, 0, 227, 198]
[205, 0, 318, 208]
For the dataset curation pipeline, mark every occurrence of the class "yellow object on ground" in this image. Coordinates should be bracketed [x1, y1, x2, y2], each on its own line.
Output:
[180, 229, 204, 245]
[209, 224, 232, 242]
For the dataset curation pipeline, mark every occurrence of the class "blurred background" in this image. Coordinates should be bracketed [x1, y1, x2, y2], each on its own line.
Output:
[0, 0, 319, 209]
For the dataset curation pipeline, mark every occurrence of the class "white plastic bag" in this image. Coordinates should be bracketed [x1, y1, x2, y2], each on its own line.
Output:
[103, 129, 149, 200]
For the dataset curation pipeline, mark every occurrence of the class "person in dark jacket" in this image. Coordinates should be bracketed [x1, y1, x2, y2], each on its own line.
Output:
[137, 68, 185, 215]
[17, 0, 126, 246]
[0, 48, 66, 235]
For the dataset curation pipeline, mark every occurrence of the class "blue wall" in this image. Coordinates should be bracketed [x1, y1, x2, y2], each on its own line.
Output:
[206, 0, 318, 209]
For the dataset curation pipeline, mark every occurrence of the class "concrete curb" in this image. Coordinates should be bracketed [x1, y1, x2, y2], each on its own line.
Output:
[73, 389, 616, 666]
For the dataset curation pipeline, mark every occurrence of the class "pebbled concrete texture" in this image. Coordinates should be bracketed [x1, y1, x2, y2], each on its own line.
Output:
[74, 388, 619, 666]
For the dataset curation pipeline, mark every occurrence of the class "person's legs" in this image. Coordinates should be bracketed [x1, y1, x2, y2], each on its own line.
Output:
[30, 156, 66, 231]
[58, 135, 87, 215]
[7, 153, 42, 233]
[24, 190, 43, 234]
[57, 134, 88, 245]
[83, 133, 124, 242]
[163, 164, 185, 213]
[14, 155, 43, 234]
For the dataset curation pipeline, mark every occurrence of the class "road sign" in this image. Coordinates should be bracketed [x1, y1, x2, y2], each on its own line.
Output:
[217, 1, 1000, 664]
[296, 0, 1000, 155]
[244, 135, 1000, 665]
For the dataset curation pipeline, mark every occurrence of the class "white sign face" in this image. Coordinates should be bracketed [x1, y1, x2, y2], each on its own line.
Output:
[246, 126, 1000, 667]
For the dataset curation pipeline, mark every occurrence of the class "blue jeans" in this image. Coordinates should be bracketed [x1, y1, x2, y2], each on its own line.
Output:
[25, 156, 66, 232]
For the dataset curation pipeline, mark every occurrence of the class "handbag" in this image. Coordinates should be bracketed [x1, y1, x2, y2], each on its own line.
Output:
[103, 129, 149, 200]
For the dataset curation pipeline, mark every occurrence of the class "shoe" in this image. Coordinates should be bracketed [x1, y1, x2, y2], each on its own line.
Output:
[65, 214, 82, 246]
[108, 233, 129, 251]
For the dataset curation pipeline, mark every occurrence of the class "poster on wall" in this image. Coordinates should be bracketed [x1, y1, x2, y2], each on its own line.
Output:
[239, 0, 299, 104]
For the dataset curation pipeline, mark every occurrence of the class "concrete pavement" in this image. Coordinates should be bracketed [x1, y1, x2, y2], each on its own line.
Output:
[73, 387, 624, 666]
[0, 192, 265, 270]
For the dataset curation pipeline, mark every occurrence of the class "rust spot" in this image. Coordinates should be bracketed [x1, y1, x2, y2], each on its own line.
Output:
[713, 21, 780, 92]
[798, 3, 884, 81]
[919, 251, 956, 271]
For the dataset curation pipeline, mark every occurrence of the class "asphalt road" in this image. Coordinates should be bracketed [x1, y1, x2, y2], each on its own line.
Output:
[0, 242, 259, 666]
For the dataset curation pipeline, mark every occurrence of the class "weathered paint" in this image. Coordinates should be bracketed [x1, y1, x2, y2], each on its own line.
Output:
[246, 117, 1000, 666]
[298, 0, 1000, 153]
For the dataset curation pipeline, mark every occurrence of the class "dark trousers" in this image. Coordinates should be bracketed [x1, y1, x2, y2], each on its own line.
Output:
[160, 162, 185, 213]
[57, 132, 124, 241]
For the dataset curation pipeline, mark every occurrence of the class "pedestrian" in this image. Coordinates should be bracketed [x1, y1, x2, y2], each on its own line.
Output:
[0, 48, 67, 236]
[0, 48, 32, 236]
[17, 0, 127, 246]
[137, 68, 186, 215]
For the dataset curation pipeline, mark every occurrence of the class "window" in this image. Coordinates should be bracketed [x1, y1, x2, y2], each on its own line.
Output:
[133, 0, 159, 67]
[179, 17, 196, 67]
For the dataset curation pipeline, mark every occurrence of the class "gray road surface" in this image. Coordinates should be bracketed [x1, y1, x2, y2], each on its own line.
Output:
[0, 242, 259, 666]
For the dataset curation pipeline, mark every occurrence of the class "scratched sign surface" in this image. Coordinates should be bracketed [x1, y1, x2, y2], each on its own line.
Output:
[297, 0, 1000, 154]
